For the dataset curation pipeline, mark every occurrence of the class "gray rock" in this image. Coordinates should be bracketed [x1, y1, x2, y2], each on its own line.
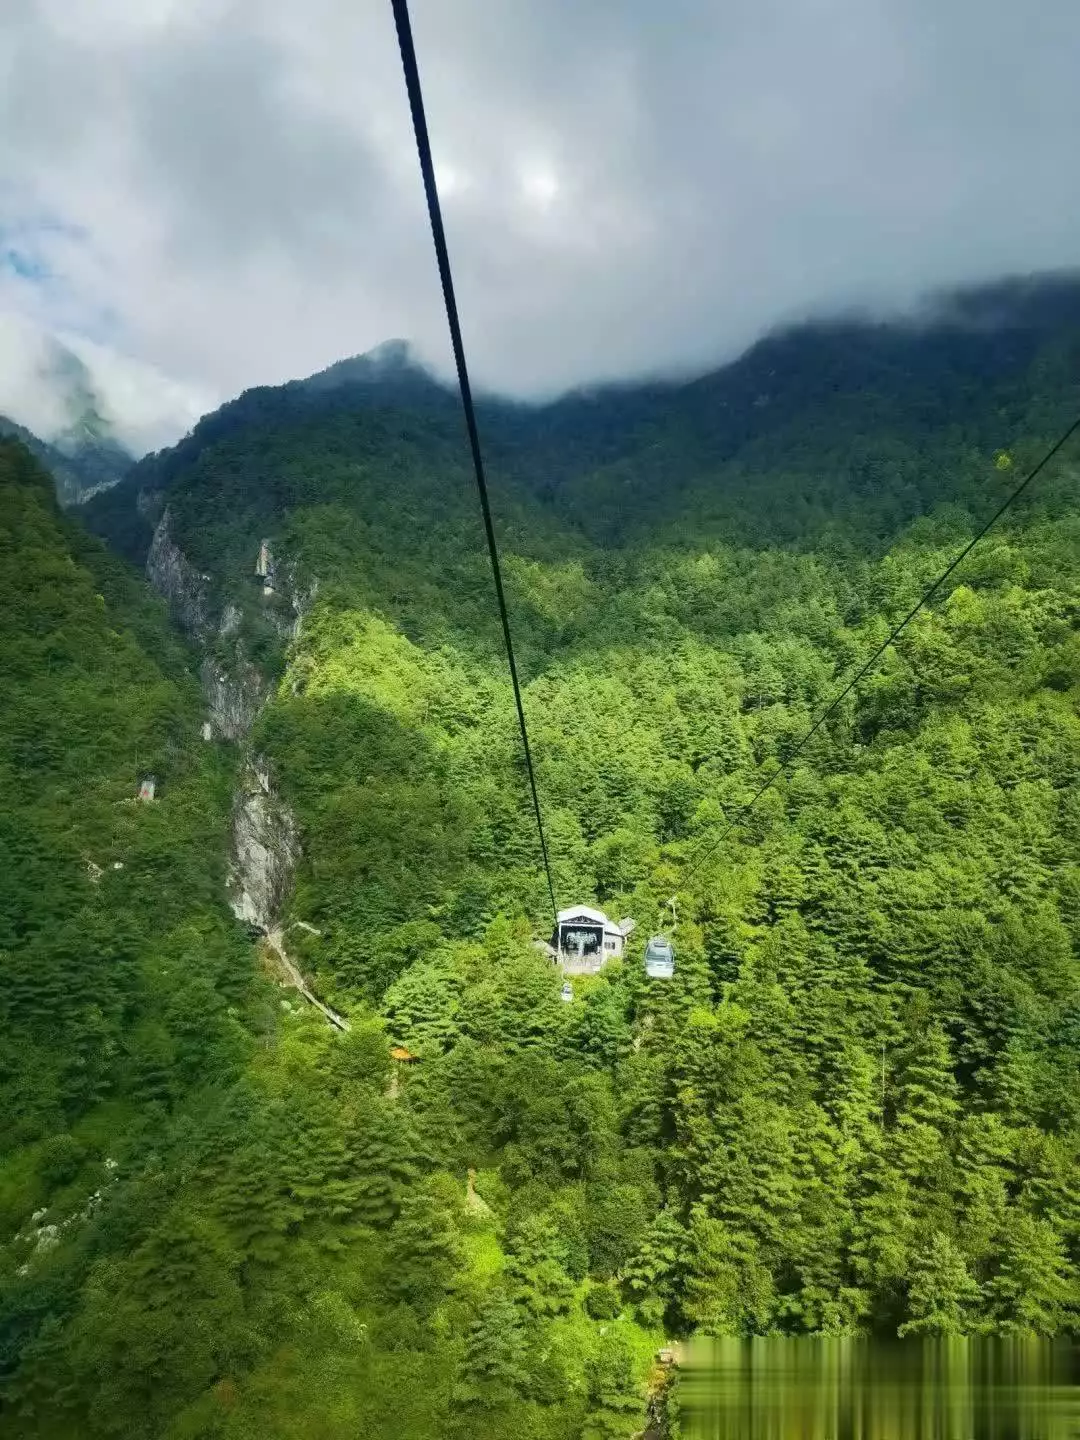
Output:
[146, 507, 210, 639]
[199, 654, 266, 742]
[144, 515, 311, 940]
[227, 756, 300, 932]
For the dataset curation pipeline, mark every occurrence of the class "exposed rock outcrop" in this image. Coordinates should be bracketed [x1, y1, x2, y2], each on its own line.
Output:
[146, 513, 265, 739]
[227, 756, 299, 932]
[135, 486, 161, 522]
[200, 653, 266, 742]
[271, 568, 318, 641]
[146, 507, 211, 639]
[143, 516, 326, 1027]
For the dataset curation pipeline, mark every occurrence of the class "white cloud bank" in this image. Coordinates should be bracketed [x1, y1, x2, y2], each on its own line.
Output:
[1, 0, 1079, 445]
[0, 309, 217, 454]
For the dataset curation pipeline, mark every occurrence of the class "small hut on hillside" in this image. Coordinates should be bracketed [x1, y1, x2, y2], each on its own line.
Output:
[255, 540, 275, 596]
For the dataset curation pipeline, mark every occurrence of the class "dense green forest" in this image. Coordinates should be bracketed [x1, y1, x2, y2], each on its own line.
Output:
[5, 278, 1080, 1436]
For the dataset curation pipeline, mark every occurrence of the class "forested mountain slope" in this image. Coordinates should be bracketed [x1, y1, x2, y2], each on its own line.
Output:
[0, 413, 132, 508]
[0, 444, 662, 1440]
[5, 274, 1080, 1434]
[87, 271, 1080, 559]
[510, 273, 1080, 548]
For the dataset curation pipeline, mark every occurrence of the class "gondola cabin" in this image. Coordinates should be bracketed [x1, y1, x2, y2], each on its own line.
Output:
[560, 980, 574, 1003]
[553, 906, 633, 975]
[644, 935, 675, 980]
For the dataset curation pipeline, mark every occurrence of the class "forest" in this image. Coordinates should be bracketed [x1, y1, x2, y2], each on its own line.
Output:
[3, 277, 1080, 1437]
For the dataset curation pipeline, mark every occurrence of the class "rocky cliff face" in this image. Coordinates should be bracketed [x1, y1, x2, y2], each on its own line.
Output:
[200, 655, 266, 742]
[143, 510, 305, 935]
[227, 757, 300, 931]
[146, 507, 211, 638]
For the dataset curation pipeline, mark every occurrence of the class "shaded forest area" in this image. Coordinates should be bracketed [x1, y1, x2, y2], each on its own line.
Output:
[4, 277, 1080, 1436]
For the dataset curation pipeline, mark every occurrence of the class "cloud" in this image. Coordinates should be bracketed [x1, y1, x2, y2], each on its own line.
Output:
[1, 0, 1079, 431]
[0, 311, 71, 439]
[59, 330, 218, 454]
[0, 309, 217, 454]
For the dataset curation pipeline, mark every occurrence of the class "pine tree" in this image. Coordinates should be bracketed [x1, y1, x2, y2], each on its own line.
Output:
[564, 981, 633, 1070]
[984, 1212, 1076, 1335]
[215, 1141, 300, 1265]
[385, 1189, 464, 1311]
[890, 1018, 960, 1218]
[679, 1206, 774, 1336]
[898, 1232, 981, 1336]
[954, 1113, 1013, 1272]
[849, 1144, 916, 1325]
[582, 1331, 644, 1440]
[452, 1293, 531, 1411]
[622, 1208, 688, 1328]
[383, 954, 462, 1056]
[504, 1212, 575, 1317]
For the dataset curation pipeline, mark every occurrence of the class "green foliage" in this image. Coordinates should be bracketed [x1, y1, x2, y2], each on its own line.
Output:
[505, 1212, 576, 1317]
[384, 1184, 465, 1311]
[583, 1331, 645, 1440]
[585, 1282, 623, 1320]
[35, 1134, 86, 1190]
[10, 286, 1080, 1433]
[983, 1212, 1077, 1335]
[453, 1292, 531, 1410]
[898, 1232, 981, 1336]
[0, 442, 248, 1155]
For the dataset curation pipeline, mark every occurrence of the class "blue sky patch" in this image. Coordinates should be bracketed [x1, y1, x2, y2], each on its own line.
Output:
[2, 247, 51, 283]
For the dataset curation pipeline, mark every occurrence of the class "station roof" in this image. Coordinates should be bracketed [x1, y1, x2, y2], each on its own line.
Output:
[556, 904, 631, 938]
[557, 905, 609, 925]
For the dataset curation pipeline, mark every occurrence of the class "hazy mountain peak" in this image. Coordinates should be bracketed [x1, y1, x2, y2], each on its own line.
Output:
[0, 311, 215, 464]
[301, 337, 442, 395]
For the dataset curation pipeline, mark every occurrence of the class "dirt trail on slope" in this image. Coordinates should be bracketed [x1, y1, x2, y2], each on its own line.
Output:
[263, 928, 350, 1032]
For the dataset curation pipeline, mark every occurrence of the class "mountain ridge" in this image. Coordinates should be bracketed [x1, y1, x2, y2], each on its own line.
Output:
[84, 270, 1080, 571]
[0, 315, 212, 499]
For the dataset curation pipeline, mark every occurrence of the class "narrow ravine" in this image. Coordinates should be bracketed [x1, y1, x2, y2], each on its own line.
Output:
[142, 505, 344, 1029]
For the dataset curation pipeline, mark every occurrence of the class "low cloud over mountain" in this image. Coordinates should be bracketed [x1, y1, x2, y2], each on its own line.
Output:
[2, 0, 1080, 409]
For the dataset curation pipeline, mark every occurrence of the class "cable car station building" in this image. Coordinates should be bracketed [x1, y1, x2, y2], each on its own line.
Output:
[552, 906, 635, 975]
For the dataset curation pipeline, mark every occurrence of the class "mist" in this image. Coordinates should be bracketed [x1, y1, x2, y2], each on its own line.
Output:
[2, 0, 1079, 430]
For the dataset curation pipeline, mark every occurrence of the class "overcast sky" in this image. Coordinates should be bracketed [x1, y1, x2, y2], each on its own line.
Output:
[2, 0, 1080, 448]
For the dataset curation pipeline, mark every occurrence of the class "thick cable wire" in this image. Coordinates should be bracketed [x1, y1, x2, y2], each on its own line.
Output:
[390, 0, 559, 926]
[682, 411, 1080, 884]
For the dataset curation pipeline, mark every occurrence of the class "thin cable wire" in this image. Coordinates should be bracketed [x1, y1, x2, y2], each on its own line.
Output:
[390, 0, 558, 926]
[682, 412, 1080, 884]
